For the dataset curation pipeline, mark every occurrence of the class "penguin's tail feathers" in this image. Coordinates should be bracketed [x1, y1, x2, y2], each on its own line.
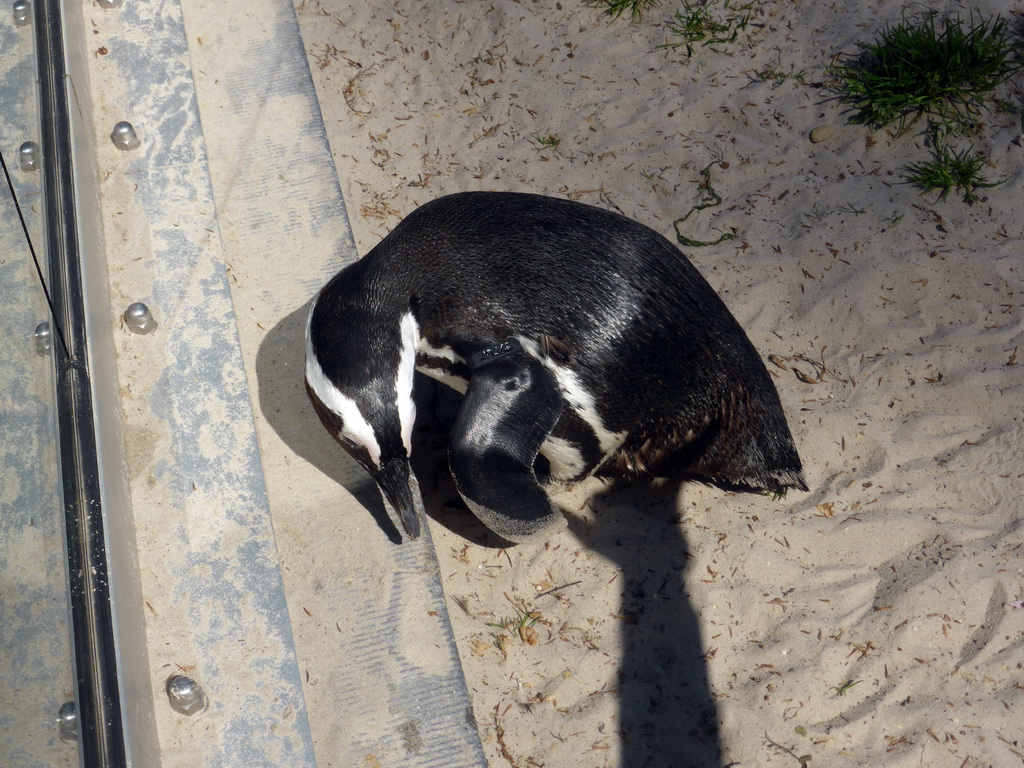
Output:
[633, 404, 808, 496]
[696, 430, 808, 496]
[755, 466, 809, 496]
[662, 458, 807, 498]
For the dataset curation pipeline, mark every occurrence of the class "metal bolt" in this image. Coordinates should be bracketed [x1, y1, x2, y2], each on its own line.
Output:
[13, 0, 30, 26]
[34, 321, 51, 355]
[19, 141, 38, 172]
[57, 701, 77, 743]
[123, 302, 156, 334]
[97, 0, 122, 7]
[166, 675, 207, 716]
[110, 121, 140, 151]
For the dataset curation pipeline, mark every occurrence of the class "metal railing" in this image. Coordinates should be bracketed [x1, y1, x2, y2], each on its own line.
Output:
[33, 1, 127, 763]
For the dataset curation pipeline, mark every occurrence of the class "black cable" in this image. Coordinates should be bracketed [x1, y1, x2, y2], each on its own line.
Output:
[0, 145, 72, 359]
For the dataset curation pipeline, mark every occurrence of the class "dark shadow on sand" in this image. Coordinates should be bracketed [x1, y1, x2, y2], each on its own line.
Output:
[567, 480, 722, 768]
[256, 303, 722, 765]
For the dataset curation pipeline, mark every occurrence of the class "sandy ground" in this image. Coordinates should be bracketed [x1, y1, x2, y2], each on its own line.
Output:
[291, 1, 1024, 765]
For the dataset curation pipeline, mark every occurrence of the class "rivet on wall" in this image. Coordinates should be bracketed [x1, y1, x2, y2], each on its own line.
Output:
[123, 302, 157, 334]
[57, 701, 77, 743]
[166, 675, 208, 717]
[18, 140, 39, 172]
[110, 121, 140, 152]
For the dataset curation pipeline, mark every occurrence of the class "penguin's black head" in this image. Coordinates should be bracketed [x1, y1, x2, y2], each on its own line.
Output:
[305, 296, 423, 540]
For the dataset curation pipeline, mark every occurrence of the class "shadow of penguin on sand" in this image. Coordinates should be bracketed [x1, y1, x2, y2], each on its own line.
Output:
[566, 480, 722, 768]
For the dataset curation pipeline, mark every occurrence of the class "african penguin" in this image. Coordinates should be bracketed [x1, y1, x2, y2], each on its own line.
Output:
[305, 191, 807, 543]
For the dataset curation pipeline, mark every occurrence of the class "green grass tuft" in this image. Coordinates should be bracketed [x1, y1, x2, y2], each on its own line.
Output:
[658, 0, 754, 57]
[530, 133, 562, 152]
[903, 135, 1003, 204]
[834, 11, 1024, 136]
[583, 0, 658, 22]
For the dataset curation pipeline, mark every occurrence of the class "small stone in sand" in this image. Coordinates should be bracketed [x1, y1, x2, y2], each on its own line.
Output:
[809, 125, 834, 144]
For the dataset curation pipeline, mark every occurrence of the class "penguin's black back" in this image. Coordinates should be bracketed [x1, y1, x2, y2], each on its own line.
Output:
[321, 191, 805, 492]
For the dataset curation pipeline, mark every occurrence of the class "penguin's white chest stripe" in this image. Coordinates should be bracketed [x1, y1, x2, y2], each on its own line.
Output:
[416, 365, 469, 395]
[418, 338, 462, 365]
[305, 317, 383, 467]
[414, 338, 469, 394]
[516, 336, 626, 455]
[397, 312, 419, 454]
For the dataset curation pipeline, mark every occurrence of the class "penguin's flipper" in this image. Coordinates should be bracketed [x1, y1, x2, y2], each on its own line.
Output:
[449, 351, 565, 543]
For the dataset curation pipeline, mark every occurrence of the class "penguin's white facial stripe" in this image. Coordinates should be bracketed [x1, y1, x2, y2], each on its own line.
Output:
[305, 319, 383, 467]
[306, 360, 383, 467]
[516, 336, 626, 456]
[540, 436, 586, 481]
[397, 312, 419, 454]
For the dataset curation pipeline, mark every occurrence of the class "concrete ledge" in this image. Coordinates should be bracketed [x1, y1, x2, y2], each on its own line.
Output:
[75, 0, 316, 764]
[178, 0, 486, 763]
[75, 0, 485, 763]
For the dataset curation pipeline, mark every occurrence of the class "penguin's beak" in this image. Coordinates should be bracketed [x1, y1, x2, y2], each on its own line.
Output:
[372, 458, 424, 540]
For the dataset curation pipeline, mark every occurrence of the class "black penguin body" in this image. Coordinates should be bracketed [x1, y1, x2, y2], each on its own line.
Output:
[306, 192, 806, 542]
